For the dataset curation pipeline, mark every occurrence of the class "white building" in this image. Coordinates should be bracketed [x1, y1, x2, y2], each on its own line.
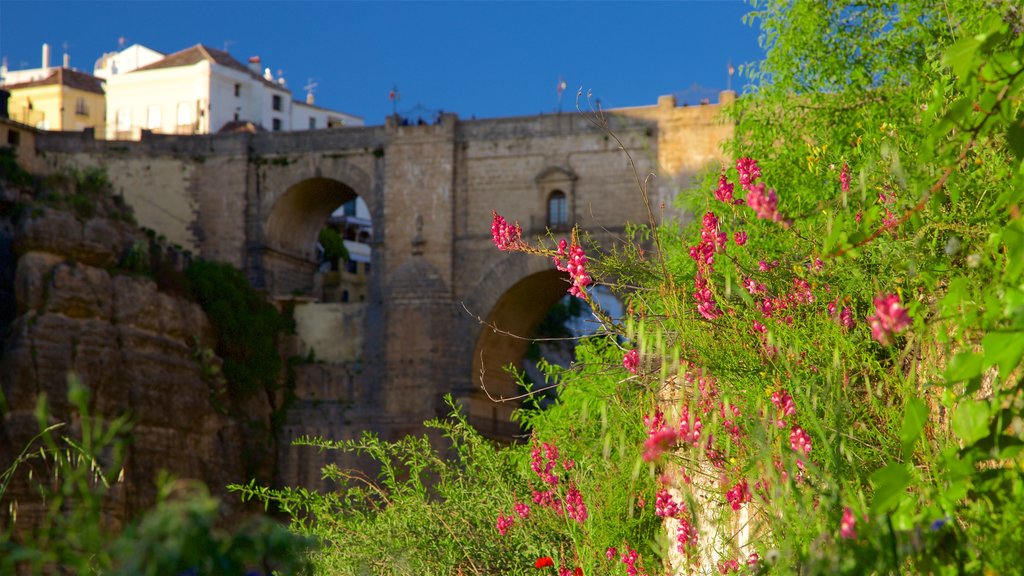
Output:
[93, 44, 165, 79]
[101, 44, 361, 139]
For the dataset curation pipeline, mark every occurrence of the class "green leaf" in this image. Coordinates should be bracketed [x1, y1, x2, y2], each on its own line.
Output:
[944, 36, 982, 80]
[952, 400, 991, 445]
[944, 351, 984, 384]
[900, 398, 929, 460]
[1007, 120, 1024, 164]
[870, 463, 912, 515]
[1003, 219, 1024, 282]
[982, 331, 1024, 380]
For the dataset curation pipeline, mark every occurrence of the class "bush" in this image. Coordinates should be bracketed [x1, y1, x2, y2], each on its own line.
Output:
[0, 375, 314, 575]
[185, 260, 291, 398]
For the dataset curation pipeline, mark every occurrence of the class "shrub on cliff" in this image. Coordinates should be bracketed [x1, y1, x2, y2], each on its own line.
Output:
[185, 260, 292, 398]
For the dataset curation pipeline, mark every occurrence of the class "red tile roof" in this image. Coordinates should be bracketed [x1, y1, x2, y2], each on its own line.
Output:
[3, 68, 105, 95]
[134, 44, 287, 91]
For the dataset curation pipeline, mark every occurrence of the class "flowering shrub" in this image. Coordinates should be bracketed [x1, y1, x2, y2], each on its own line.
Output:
[239, 2, 1024, 575]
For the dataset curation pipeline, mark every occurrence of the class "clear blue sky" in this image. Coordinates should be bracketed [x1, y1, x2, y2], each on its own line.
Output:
[0, 1, 764, 125]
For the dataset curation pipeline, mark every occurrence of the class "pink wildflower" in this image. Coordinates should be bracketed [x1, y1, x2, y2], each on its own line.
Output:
[726, 480, 750, 511]
[496, 513, 515, 535]
[791, 278, 814, 304]
[693, 276, 722, 320]
[565, 485, 588, 523]
[718, 559, 741, 574]
[605, 547, 617, 561]
[736, 157, 762, 190]
[491, 211, 523, 251]
[643, 409, 666, 435]
[734, 230, 748, 246]
[752, 320, 767, 333]
[623, 349, 640, 374]
[839, 306, 855, 329]
[867, 293, 910, 345]
[742, 277, 766, 295]
[620, 547, 639, 576]
[714, 172, 736, 203]
[746, 182, 783, 222]
[840, 163, 851, 193]
[840, 506, 857, 540]
[554, 239, 591, 299]
[655, 489, 681, 518]
[514, 501, 531, 519]
[790, 426, 812, 456]
[677, 406, 702, 445]
[771, 390, 796, 428]
[676, 516, 698, 552]
[643, 428, 678, 461]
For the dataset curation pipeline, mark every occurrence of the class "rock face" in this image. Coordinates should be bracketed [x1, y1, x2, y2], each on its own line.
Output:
[0, 198, 272, 529]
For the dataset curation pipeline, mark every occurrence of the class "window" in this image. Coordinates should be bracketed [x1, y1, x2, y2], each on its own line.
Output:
[272, 118, 282, 131]
[7, 130, 20, 146]
[346, 260, 358, 274]
[547, 190, 568, 229]
[176, 103, 191, 126]
[309, 117, 316, 129]
[75, 97, 88, 116]
[116, 108, 131, 132]
[272, 94, 282, 111]
[147, 105, 161, 130]
[234, 83, 241, 97]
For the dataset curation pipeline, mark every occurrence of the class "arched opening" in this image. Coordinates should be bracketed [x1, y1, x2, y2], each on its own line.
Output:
[469, 269, 622, 440]
[521, 285, 622, 408]
[263, 177, 374, 364]
[264, 177, 376, 297]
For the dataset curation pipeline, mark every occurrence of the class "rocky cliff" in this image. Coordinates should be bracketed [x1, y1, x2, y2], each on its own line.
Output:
[0, 160, 273, 528]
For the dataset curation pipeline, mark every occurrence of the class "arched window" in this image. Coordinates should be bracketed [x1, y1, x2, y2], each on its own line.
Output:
[547, 190, 568, 229]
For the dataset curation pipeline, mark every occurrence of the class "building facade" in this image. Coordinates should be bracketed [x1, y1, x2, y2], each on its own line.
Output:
[101, 44, 361, 139]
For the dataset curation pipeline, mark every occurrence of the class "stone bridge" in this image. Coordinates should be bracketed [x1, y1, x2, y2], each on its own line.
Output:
[31, 93, 733, 487]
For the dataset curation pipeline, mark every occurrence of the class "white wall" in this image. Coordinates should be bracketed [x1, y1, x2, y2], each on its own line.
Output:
[105, 62, 210, 139]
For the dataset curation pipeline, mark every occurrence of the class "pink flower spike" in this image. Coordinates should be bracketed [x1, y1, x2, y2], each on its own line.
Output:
[491, 211, 523, 251]
[867, 293, 910, 345]
[714, 172, 735, 203]
[790, 426, 812, 456]
[734, 230, 747, 246]
[496, 513, 515, 535]
[736, 157, 762, 190]
[840, 506, 857, 540]
[643, 428, 678, 461]
[623, 349, 640, 374]
[840, 163, 851, 193]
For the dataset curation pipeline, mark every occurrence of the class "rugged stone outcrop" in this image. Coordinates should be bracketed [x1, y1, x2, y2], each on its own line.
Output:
[0, 180, 273, 530]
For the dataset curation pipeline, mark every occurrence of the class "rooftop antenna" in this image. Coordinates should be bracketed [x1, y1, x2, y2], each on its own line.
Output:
[727, 60, 735, 92]
[223, 40, 235, 53]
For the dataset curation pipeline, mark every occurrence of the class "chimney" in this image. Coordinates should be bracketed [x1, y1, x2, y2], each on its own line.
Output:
[248, 56, 260, 74]
[42, 43, 50, 69]
[306, 92, 314, 105]
[63, 51, 70, 68]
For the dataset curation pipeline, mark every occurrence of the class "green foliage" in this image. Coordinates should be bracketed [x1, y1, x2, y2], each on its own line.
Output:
[0, 146, 34, 189]
[318, 227, 349, 266]
[185, 260, 291, 398]
[0, 374, 313, 575]
[238, 3, 1024, 575]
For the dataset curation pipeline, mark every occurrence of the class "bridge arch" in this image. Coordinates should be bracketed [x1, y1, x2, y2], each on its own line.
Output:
[262, 175, 375, 298]
[465, 255, 574, 438]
